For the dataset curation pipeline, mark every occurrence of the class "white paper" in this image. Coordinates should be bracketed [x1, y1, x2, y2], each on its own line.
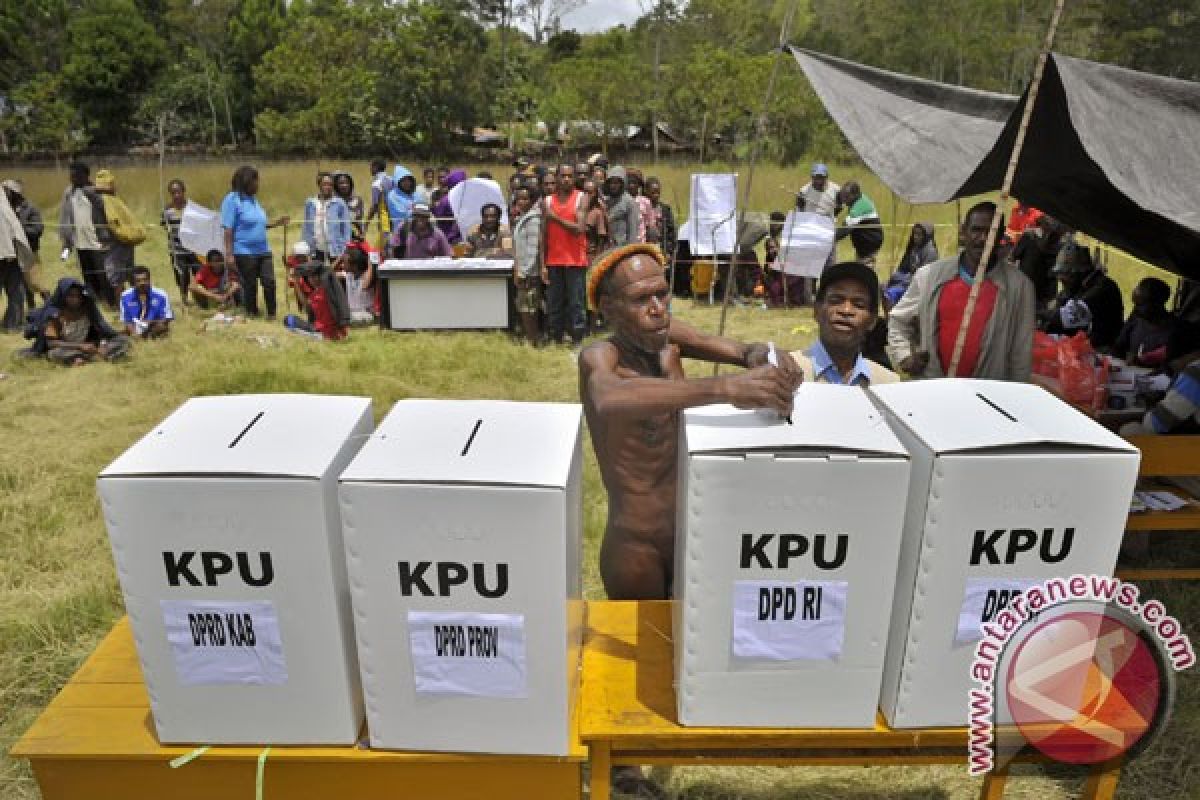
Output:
[179, 201, 225, 258]
[408, 611, 527, 698]
[955, 578, 1040, 646]
[732, 580, 848, 661]
[161, 600, 288, 686]
[778, 211, 836, 277]
[1135, 490, 1187, 512]
[447, 178, 509, 236]
[687, 173, 737, 255]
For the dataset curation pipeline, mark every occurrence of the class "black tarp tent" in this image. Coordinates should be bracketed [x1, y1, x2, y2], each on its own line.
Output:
[789, 47, 1200, 280]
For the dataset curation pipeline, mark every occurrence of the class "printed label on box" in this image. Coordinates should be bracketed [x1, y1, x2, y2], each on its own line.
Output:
[955, 578, 1040, 646]
[408, 611, 528, 697]
[161, 600, 288, 686]
[732, 580, 848, 661]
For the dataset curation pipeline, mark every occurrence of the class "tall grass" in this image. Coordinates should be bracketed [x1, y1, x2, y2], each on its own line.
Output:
[0, 160, 1194, 800]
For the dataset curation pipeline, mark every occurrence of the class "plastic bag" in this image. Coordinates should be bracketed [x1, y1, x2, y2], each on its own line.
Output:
[1030, 332, 1108, 412]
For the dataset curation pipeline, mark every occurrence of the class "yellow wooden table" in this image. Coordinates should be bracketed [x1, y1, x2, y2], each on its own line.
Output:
[11, 618, 584, 800]
[579, 601, 1123, 800]
[1119, 435, 1200, 581]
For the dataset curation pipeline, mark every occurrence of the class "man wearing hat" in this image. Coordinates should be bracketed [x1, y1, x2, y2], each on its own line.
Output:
[1040, 236, 1124, 350]
[403, 203, 453, 259]
[789, 261, 898, 385]
[797, 163, 841, 219]
[792, 163, 842, 303]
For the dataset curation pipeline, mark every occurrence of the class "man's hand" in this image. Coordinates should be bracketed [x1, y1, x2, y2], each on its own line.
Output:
[898, 352, 929, 375]
[540, 266, 550, 285]
[743, 343, 802, 378]
[722, 365, 800, 417]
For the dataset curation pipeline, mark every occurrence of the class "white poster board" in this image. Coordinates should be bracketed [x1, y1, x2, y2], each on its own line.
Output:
[448, 178, 509, 236]
[777, 211, 835, 277]
[178, 201, 225, 258]
[684, 173, 737, 255]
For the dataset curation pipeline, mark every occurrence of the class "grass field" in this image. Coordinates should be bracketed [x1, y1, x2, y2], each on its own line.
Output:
[0, 160, 1195, 799]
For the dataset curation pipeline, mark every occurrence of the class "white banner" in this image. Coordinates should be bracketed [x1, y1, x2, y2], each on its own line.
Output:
[408, 611, 527, 698]
[448, 178, 509, 236]
[732, 580, 848, 661]
[955, 578, 1041, 646]
[686, 173, 737, 255]
[161, 600, 288, 686]
[778, 211, 836, 277]
[178, 201, 225, 258]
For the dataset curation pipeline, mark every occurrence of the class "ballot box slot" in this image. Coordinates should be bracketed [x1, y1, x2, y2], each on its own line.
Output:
[461, 419, 484, 457]
[228, 411, 266, 449]
[975, 392, 1018, 423]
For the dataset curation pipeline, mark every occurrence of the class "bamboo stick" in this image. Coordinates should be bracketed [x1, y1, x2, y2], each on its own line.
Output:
[713, 0, 801, 374]
[946, 0, 1065, 376]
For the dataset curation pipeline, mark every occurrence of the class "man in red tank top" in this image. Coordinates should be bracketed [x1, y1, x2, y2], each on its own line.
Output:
[541, 164, 589, 346]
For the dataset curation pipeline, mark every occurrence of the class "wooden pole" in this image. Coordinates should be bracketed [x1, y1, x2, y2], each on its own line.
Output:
[713, 0, 801, 374]
[947, 0, 1065, 376]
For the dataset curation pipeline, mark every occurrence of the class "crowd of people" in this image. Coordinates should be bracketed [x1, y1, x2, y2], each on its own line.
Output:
[0, 156, 1197, 438]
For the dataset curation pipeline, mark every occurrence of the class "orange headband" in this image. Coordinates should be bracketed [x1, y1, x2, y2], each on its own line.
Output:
[586, 244, 667, 310]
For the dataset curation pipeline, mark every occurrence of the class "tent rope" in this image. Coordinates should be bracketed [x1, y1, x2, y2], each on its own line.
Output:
[713, 0, 802, 374]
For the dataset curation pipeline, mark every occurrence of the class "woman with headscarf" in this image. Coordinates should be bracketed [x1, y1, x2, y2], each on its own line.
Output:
[94, 169, 145, 310]
[332, 171, 364, 240]
[26, 276, 130, 364]
[882, 222, 937, 309]
[385, 165, 417, 258]
[432, 169, 466, 245]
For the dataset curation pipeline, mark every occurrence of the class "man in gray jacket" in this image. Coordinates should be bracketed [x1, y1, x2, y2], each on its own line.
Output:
[887, 201, 1034, 381]
[58, 161, 113, 306]
[510, 186, 543, 345]
[604, 166, 641, 247]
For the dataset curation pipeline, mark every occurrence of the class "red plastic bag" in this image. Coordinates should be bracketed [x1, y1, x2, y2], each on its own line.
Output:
[1030, 332, 1107, 412]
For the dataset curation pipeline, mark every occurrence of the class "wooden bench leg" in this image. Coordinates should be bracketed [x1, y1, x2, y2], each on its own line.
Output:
[590, 741, 611, 800]
[1081, 759, 1123, 800]
[979, 765, 1009, 800]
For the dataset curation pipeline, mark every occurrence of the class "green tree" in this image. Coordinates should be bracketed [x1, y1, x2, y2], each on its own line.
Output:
[0, 73, 88, 156]
[61, 0, 167, 146]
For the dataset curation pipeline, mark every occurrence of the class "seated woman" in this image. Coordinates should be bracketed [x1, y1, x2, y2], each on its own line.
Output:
[1115, 277, 1176, 367]
[29, 277, 130, 365]
[882, 222, 937, 309]
[342, 243, 378, 325]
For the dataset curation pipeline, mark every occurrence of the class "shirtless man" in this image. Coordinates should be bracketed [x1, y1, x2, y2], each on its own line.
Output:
[580, 243, 802, 601]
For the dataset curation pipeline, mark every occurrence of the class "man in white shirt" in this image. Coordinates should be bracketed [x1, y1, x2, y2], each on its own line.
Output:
[791, 163, 842, 303]
[797, 163, 841, 219]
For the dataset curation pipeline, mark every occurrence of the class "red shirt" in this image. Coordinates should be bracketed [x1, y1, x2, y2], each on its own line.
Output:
[544, 190, 587, 267]
[195, 261, 237, 291]
[298, 277, 347, 341]
[937, 273, 998, 377]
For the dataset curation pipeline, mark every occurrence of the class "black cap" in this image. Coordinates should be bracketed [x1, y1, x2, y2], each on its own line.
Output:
[816, 261, 880, 313]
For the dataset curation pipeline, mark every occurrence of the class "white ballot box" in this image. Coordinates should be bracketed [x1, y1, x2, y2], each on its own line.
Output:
[339, 399, 583, 755]
[870, 380, 1141, 728]
[675, 384, 912, 727]
[98, 394, 373, 745]
[378, 258, 513, 330]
